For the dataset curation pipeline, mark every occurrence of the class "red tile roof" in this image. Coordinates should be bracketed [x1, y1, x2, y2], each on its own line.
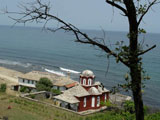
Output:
[65, 82, 78, 88]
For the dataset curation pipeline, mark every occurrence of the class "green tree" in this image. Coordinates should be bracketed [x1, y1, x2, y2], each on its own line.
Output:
[5, 0, 159, 120]
[36, 77, 52, 91]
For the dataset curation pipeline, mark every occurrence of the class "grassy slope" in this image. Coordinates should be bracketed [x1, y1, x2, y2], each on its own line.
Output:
[0, 93, 84, 120]
[0, 92, 160, 120]
[0, 93, 43, 120]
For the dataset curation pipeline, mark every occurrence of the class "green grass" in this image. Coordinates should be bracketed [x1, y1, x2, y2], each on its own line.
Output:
[0, 94, 43, 120]
[0, 93, 160, 120]
[85, 109, 160, 120]
[0, 93, 84, 120]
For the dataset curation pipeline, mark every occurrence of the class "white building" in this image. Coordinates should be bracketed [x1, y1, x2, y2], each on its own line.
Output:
[18, 71, 78, 91]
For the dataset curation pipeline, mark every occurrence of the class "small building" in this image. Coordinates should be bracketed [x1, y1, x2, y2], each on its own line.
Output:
[52, 77, 78, 91]
[18, 71, 78, 91]
[53, 70, 110, 112]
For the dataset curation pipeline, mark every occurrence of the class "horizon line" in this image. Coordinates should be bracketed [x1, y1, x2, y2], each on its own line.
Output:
[0, 24, 159, 34]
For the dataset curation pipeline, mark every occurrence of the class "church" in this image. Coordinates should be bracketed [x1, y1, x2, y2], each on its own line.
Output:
[53, 70, 110, 112]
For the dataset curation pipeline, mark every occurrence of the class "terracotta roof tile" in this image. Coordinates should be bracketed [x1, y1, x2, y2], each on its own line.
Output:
[65, 82, 78, 88]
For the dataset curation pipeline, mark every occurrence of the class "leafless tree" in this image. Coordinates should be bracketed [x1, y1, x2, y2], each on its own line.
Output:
[4, 0, 159, 120]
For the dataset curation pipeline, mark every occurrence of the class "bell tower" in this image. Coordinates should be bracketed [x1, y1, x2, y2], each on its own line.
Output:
[80, 70, 95, 86]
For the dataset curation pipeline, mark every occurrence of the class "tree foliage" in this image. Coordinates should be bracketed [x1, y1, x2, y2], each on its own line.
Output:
[36, 77, 52, 91]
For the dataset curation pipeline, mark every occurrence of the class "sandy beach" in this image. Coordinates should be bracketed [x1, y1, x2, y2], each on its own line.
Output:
[0, 67, 23, 84]
[0, 67, 24, 95]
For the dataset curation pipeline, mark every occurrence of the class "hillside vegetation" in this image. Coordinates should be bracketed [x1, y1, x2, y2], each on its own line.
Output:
[0, 92, 160, 120]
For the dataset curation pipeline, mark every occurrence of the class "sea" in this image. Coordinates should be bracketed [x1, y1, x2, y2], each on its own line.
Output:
[0, 25, 159, 108]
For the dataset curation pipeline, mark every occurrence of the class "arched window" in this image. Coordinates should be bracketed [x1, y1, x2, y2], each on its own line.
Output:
[83, 78, 86, 85]
[83, 97, 87, 107]
[97, 96, 100, 107]
[91, 96, 95, 107]
[88, 78, 92, 85]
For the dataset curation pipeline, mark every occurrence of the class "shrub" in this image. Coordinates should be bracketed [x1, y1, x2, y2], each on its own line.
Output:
[36, 77, 52, 91]
[20, 86, 30, 93]
[101, 100, 116, 108]
[144, 105, 149, 115]
[29, 94, 36, 99]
[0, 84, 7, 92]
[123, 100, 149, 114]
[51, 89, 61, 95]
[123, 100, 135, 113]
[145, 112, 160, 120]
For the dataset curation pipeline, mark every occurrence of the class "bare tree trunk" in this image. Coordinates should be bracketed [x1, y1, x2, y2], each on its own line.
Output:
[130, 66, 144, 120]
[123, 0, 145, 119]
[129, 27, 145, 120]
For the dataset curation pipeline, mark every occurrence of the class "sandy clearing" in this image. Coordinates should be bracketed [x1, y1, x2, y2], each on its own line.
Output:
[0, 67, 23, 85]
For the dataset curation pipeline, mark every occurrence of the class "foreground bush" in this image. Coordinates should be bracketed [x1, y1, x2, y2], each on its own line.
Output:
[0, 84, 7, 92]
[123, 100, 148, 115]
[145, 112, 160, 120]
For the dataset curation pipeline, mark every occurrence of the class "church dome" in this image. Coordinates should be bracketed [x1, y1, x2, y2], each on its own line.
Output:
[82, 70, 94, 77]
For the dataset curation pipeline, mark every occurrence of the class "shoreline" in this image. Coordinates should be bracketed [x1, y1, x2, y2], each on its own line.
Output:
[0, 66, 159, 111]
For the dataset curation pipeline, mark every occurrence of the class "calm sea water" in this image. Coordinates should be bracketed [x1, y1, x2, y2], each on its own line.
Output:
[0, 25, 159, 108]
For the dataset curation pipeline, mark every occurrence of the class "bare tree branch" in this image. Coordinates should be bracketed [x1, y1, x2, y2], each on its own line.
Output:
[106, 0, 128, 16]
[138, 45, 156, 56]
[138, 0, 159, 26]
